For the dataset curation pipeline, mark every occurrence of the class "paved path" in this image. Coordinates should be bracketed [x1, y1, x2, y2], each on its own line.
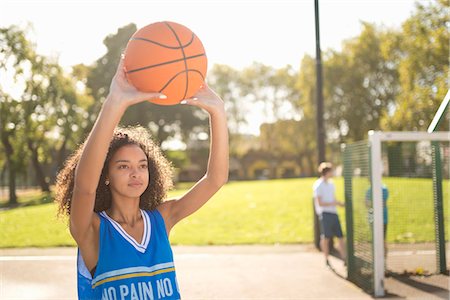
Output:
[1, 245, 370, 299]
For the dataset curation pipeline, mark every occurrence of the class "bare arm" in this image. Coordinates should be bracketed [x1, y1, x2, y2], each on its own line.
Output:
[70, 57, 165, 243]
[158, 84, 229, 232]
[316, 196, 337, 207]
[334, 197, 345, 207]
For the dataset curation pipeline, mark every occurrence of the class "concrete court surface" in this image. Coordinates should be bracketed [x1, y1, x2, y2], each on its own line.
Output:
[0, 245, 371, 300]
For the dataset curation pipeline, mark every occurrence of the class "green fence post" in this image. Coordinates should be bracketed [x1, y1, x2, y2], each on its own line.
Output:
[432, 141, 447, 274]
[343, 145, 354, 280]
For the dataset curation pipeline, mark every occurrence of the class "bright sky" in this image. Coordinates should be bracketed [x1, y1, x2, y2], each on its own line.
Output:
[0, 0, 418, 69]
[0, 0, 419, 137]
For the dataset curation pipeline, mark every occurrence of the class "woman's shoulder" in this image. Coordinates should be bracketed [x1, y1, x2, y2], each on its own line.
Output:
[142, 207, 165, 221]
[145, 204, 173, 234]
[153, 200, 174, 220]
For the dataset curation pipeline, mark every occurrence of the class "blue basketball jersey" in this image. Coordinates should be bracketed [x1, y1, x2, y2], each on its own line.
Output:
[77, 209, 181, 300]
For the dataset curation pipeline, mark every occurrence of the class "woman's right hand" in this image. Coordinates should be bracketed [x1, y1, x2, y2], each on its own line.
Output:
[106, 55, 166, 109]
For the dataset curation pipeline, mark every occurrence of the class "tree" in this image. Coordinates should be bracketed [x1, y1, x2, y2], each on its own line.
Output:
[324, 22, 398, 143]
[292, 55, 320, 173]
[240, 62, 298, 123]
[1, 25, 88, 200]
[21, 55, 52, 192]
[208, 64, 255, 158]
[382, 0, 449, 131]
[51, 64, 93, 171]
[0, 93, 22, 204]
[85, 24, 137, 133]
[0, 25, 35, 203]
[259, 120, 305, 173]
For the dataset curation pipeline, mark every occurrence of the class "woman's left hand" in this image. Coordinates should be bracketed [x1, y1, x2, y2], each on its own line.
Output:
[181, 83, 225, 116]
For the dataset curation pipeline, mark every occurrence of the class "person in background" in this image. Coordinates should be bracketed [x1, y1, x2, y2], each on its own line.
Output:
[313, 162, 346, 267]
[366, 182, 389, 259]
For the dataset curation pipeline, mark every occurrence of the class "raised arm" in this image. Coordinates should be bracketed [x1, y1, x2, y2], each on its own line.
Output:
[70, 57, 165, 243]
[158, 84, 229, 232]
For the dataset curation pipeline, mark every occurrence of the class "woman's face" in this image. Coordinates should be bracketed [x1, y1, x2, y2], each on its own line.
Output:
[107, 144, 149, 199]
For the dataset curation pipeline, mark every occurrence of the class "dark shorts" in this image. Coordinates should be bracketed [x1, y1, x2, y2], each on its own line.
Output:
[319, 212, 343, 239]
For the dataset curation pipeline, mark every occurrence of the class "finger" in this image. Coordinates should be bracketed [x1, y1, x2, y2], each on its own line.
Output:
[180, 97, 200, 106]
[116, 54, 126, 75]
[143, 93, 167, 101]
[131, 93, 167, 105]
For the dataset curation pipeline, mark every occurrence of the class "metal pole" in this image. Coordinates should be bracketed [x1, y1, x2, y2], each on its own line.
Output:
[369, 131, 385, 297]
[314, 0, 326, 163]
[313, 0, 326, 250]
[313, 0, 329, 251]
[313, 0, 333, 252]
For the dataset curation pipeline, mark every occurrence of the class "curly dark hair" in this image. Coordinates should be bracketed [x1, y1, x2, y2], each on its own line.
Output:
[55, 125, 173, 217]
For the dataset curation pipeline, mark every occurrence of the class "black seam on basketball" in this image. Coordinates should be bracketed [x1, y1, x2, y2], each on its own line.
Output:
[158, 69, 205, 94]
[164, 22, 189, 99]
[130, 33, 195, 49]
[126, 53, 206, 74]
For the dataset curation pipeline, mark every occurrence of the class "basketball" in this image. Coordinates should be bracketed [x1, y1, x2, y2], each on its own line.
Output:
[124, 21, 207, 105]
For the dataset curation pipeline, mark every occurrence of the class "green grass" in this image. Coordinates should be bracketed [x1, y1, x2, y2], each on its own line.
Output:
[170, 178, 336, 245]
[0, 203, 71, 247]
[347, 177, 449, 243]
[0, 177, 447, 248]
[344, 177, 450, 243]
[384, 177, 449, 243]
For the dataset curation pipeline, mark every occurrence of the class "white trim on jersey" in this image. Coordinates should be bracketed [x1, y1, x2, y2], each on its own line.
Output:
[77, 250, 92, 280]
[142, 210, 151, 247]
[92, 262, 175, 285]
[100, 209, 151, 253]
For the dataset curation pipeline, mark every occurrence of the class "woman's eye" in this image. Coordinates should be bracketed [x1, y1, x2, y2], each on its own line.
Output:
[140, 164, 148, 169]
[118, 165, 128, 169]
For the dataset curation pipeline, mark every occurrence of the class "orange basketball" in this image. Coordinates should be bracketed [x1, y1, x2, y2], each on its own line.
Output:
[124, 21, 207, 105]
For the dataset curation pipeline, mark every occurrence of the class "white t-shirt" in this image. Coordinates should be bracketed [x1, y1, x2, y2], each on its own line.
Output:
[313, 178, 337, 215]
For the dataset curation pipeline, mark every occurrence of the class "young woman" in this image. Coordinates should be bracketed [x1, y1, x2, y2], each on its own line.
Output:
[55, 56, 228, 299]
